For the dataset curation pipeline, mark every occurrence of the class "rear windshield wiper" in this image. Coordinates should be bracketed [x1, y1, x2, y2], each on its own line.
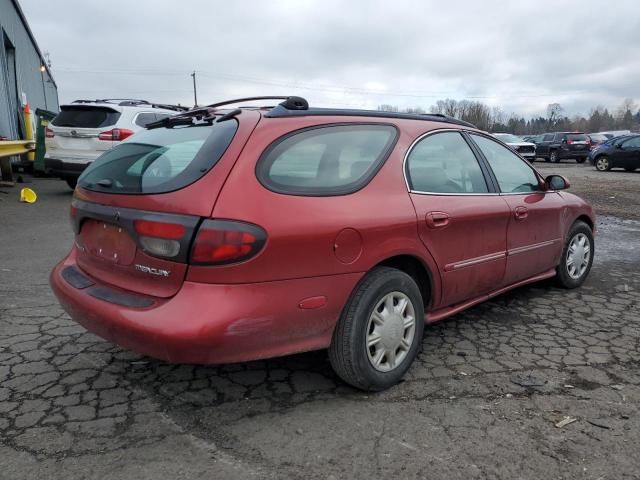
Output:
[146, 116, 198, 130]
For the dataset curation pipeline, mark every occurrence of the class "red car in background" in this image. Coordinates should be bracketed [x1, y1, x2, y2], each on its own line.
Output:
[50, 96, 595, 391]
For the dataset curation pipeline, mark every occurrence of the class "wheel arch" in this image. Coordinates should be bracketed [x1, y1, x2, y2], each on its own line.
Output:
[375, 254, 434, 310]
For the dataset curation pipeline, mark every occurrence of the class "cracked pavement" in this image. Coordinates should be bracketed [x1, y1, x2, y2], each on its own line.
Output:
[1, 169, 639, 479]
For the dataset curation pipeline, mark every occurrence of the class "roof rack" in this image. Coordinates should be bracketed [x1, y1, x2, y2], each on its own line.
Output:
[206, 96, 308, 110]
[70, 98, 187, 112]
[264, 97, 475, 128]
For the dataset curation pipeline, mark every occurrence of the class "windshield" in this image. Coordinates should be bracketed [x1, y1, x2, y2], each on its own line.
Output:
[567, 134, 588, 141]
[494, 134, 524, 143]
[588, 134, 608, 141]
[78, 120, 238, 194]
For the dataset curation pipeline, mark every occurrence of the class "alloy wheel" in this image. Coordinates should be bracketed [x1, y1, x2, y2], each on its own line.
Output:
[595, 157, 609, 171]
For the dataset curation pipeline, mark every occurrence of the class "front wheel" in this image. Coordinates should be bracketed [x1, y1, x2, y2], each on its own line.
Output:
[550, 150, 560, 163]
[556, 221, 594, 289]
[329, 267, 424, 391]
[594, 156, 610, 171]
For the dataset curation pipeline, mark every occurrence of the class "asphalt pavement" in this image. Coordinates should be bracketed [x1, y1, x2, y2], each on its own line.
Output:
[1, 167, 639, 480]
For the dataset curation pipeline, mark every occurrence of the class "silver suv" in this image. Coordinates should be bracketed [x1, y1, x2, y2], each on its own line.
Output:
[45, 99, 186, 189]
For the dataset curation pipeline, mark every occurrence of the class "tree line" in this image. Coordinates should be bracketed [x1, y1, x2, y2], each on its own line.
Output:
[377, 98, 640, 135]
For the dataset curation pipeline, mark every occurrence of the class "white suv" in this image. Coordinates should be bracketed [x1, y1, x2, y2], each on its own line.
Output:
[45, 99, 186, 189]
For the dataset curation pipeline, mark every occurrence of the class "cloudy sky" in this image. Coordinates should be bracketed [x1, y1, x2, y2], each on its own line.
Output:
[20, 0, 640, 117]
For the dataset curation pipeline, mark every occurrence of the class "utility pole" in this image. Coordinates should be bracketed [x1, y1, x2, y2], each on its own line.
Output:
[190, 71, 198, 107]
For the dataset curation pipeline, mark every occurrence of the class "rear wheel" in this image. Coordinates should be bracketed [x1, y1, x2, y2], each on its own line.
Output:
[594, 156, 610, 171]
[550, 150, 560, 163]
[556, 221, 594, 289]
[329, 267, 424, 391]
[65, 178, 77, 190]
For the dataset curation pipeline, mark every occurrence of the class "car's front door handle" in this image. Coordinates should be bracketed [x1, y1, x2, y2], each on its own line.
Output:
[514, 206, 529, 221]
[426, 211, 450, 229]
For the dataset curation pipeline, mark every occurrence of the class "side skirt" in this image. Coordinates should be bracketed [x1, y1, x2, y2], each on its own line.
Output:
[425, 268, 557, 324]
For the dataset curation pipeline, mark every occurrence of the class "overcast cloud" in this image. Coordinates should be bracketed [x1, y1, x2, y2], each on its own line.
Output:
[20, 0, 640, 117]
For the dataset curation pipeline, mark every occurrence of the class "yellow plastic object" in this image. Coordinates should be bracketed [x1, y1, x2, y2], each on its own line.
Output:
[20, 187, 37, 203]
[23, 104, 35, 162]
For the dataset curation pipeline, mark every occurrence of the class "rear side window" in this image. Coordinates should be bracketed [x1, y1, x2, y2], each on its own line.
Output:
[256, 124, 397, 196]
[52, 106, 121, 128]
[134, 113, 158, 127]
[406, 132, 488, 193]
[543, 134, 554, 141]
[78, 120, 237, 194]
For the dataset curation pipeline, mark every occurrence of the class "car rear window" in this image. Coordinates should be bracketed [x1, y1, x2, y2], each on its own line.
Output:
[567, 134, 588, 141]
[78, 120, 237, 194]
[256, 124, 397, 196]
[52, 106, 121, 128]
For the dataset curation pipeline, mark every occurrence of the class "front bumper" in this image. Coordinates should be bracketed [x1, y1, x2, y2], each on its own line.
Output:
[50, 248, 361, 364]
[45, 158, 89, 178]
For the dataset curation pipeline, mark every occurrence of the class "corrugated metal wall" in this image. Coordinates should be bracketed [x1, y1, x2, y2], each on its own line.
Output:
[0, 0, 59, 140]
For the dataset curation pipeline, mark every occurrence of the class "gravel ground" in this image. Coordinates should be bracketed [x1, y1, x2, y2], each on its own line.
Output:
[536, 161, 640, 219]
[1, 173, 639, 480]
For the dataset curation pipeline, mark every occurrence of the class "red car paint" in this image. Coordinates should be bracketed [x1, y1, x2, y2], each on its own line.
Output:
[50, 107, 595, 365]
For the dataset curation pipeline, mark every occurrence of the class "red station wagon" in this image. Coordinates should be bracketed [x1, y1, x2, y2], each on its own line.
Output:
[50, 96, 596, 390]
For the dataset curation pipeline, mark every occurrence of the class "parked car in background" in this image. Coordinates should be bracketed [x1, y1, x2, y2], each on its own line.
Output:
[45, 99, 186, 189]
[534, 132, 590, 163]
[598, 130, 631, 139]
[589, 134, 640, 171]
[587, 133, 609, 150]
[492, 133, 536, 161]
[50, 96, 596, 391]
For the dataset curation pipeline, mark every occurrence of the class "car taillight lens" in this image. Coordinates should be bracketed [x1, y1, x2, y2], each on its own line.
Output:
[134, 219, 186, 258]
[45, 127, 54, 138]
[98, 128, 134, 141]
[190, 220, 267, 265]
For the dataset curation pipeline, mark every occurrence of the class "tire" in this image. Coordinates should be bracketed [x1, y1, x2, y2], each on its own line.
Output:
[329, 267, 425, 391]
[556, 221, 594, 289]
[65, 178, 77, 190]
[576, 157, 586, 164]
[594, 156, 610, 171]
[550, 150, 560, 163]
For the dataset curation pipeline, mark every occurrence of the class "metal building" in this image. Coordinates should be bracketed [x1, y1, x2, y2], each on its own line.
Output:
[0, 0, 59, 141]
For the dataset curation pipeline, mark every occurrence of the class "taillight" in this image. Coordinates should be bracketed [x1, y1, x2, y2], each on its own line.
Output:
[566, 138, 573, 145]
[190, 220, 267, 265]
[134, 219, 186, 258]
[45, 127, 55, 138]
[98, 128, 134, 141]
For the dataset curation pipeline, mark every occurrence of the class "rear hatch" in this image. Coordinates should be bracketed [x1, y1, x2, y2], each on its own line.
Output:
[47, 105, 123, 162]
[565, 133, 589, 152]
[71, 111, 260, 298]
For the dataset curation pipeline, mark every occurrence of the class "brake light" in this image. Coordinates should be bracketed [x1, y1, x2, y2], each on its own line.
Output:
[45, 127, 55, 138]
[566, 138, 573, 144]
[98, 128, 134, 141]
[190, 220, 267, 265]
[134, 220, 186, 258]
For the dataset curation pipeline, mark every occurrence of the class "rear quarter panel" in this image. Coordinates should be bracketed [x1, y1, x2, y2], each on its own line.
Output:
[187, 115, 445, 306]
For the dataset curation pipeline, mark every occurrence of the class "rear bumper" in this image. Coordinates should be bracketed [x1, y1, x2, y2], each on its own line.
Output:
[558, 150, 589, 159]
[45, 158, 89, 178]
[50, 248, 361, 364]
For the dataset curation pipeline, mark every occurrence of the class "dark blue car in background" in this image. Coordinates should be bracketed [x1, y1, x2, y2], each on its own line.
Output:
[589, 134, 640, 172]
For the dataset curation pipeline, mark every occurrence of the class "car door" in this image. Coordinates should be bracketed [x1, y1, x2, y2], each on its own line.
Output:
[618, 136, 640, 169]
[406, 130, 510, 307]
[468, 133, 565, 286]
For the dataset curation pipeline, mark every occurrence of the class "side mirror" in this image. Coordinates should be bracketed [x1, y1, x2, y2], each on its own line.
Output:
[545, 174, 570, 191]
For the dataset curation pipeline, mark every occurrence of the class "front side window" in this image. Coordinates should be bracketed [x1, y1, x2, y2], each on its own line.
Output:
[471, 134, 541, 193]
[257, 124, 397, 196]
[622, 136, 640, 149]
[406, 132, 488, 193]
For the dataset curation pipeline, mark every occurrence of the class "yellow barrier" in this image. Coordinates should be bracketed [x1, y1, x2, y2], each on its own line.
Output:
[0, 140, 36, 158]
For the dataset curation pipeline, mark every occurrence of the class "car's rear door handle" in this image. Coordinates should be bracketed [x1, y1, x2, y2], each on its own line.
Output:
[514, 206, 529, 220]
[426, 211, 450, 229]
